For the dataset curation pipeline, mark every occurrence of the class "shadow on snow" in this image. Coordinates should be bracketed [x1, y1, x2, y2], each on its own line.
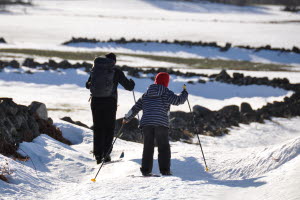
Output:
[0, 68, 290, 100]
[131, 156, 266, 188]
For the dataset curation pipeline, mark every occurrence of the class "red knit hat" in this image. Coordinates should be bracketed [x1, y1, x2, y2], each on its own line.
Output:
[154, 72, 170, 87]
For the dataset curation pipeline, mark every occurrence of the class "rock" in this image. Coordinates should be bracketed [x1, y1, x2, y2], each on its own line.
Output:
[198, 79, 206, 84]
[292, 46, 300, 54]
[28, 101, 48, 120]
[233, 73, 244, 79]
[48, 59, 58, 69]
[169, 129, 193, 142]
[60, 116, 90, 129]
[0, 98, 71, 157]
[127, 68, 140, 78]
[58, 60, 72, 69]
[9, 60, 20, 68]
[192, 105, 213, 117]
[215, 69, 231, 82]
[240, 102, 253, 113]
[220, 42, 231, 52]
[169, 111, 192, 129]
[23, 58, 35, 68]
[219, 105, 240, 115]
[0, 37, 6, 43]
[115, 118, 142, 143]
[215, 105, 240, 127]
[35, 115, 72, 145]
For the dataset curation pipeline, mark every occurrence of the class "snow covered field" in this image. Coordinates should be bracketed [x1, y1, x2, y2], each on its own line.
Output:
[0, 67, 294, 126]
[1, 0, 300, 199]
[65, 42, 300, 66]
[1, 0, 300, 48]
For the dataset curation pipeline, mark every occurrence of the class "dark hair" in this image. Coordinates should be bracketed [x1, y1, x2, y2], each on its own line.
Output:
[105, 53, 116, 62]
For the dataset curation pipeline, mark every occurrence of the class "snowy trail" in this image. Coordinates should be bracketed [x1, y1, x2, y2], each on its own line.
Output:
[2, 116, 299, 200]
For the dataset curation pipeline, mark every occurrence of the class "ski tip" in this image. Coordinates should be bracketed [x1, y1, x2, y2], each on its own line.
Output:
[205, 167, 209, 172]
[91, 178, 96, 182]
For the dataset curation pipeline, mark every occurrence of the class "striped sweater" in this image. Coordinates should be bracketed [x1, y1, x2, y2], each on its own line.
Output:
[125, 84, 188, 128]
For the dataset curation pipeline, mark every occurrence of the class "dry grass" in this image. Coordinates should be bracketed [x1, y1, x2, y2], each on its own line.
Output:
[0, 158, 14, 183]
[0, 48, 294, 71]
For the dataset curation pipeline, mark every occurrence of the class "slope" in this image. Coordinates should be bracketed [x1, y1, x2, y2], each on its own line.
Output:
[1, 117, 299, 200]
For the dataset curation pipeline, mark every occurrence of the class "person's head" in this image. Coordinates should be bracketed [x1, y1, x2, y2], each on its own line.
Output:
[93, 53, 116, 66]
[105, 53, 116, 63]
[154, 72, 170, 88]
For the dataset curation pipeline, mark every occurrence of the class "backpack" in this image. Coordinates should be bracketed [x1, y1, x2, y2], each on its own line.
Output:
[90, 58, 116, 97]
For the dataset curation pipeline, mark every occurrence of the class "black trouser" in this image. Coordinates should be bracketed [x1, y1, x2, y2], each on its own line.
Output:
[141, 126, 171, 174]
[91, 97, 117, 159]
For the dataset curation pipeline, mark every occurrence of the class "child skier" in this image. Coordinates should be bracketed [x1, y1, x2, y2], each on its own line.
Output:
[123, 72, 188, 176]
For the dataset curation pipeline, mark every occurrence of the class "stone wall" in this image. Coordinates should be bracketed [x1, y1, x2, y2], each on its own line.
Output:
[62, 37, 300, 54]
[0, 98, 71, 157]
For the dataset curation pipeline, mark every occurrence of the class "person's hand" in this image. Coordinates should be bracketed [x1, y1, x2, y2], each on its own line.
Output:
[122, 119, 129, 124]
[130, 79, 135, 88]
[183, 84, 187, 91]
[86, 81, 91, 89]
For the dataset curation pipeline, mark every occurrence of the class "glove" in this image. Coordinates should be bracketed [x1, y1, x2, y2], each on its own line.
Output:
[86, 81, 91, 89]
[130, 79, 135, 88]
[122, 118, 129, 124]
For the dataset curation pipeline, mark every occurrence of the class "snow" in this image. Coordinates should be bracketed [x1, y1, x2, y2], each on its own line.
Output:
[1, 118, 299, 200]
[0, 65, 299, 199]
[1, 0, 300, 199]
[62, 42, 300, 66]
[0, 0, 300, 48]
[0, 67, 294, 126]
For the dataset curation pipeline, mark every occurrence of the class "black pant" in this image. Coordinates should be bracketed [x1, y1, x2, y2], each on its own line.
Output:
[91, 97, 117, 159]
[141, 126, 171, 174]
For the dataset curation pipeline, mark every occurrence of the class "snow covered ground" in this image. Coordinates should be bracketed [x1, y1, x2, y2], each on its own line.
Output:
[0, 66, 294, 126]
[0, 64, 299, 199]
[0, 117, 299, 200]
[1, 0, 300, 199]
[63, 42, 300, 66]
[0, 0, 300, 48]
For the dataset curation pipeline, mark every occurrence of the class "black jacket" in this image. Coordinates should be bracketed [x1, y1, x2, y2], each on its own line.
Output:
[86, 67, 135, 100]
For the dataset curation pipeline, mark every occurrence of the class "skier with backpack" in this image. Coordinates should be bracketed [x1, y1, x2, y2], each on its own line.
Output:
[123, 72, 188, 176]
[86, 53, 135, 164]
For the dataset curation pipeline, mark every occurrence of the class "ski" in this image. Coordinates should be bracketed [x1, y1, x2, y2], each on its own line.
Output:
[103, 159, 123, 165]
[128, 174, 161, 178]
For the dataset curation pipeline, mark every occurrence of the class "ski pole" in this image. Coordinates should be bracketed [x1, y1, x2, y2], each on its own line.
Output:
[184, 84, 209, 172]
[132, 90, 140, 122]
[133, 90, 143, 138]
[91, 124, 125, 182]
